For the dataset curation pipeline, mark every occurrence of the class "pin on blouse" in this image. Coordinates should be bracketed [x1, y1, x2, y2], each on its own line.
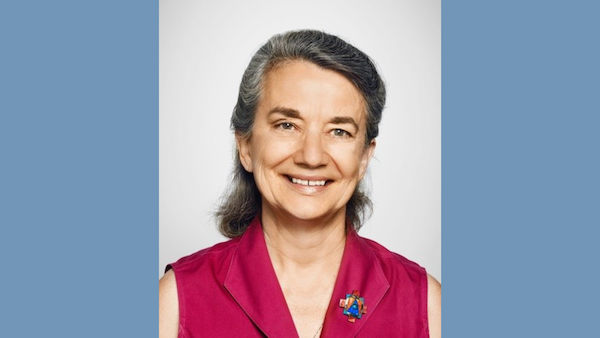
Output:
[339, 290, 367, 322]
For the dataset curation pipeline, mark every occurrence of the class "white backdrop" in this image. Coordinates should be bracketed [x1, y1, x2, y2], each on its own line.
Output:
[159, 0, 441, 282]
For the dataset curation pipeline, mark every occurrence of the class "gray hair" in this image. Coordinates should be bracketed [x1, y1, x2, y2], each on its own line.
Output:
[216, 30, 386, 238]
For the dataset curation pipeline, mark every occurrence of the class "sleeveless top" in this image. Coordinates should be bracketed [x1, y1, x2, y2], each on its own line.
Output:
[167, 218, 429, 337]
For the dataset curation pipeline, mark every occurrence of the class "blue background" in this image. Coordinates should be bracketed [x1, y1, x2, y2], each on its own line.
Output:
[1, 1, 157, 336]
[1, 0, 598, 336]
[443, 1, 600, 336]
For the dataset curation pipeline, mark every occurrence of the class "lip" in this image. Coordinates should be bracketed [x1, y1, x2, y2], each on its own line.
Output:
[284, 174, 333, 193]
[286, 174, 330, 181]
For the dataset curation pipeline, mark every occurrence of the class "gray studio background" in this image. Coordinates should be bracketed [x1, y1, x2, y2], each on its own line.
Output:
[160, 0, 441, 282]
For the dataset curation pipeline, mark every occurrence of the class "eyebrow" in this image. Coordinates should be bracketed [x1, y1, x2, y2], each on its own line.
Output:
[329, 116, 359, 131]
[267, 106, 359, 131]
[267, 107, 301, 119]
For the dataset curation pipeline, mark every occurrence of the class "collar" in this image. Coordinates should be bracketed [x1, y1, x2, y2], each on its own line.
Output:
[223, 217, 390, 338]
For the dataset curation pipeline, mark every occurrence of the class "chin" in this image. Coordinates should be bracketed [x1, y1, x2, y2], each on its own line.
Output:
[283, 205, 342, 223]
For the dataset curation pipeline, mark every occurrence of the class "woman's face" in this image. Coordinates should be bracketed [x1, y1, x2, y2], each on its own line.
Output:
[237, 60, 375, 224]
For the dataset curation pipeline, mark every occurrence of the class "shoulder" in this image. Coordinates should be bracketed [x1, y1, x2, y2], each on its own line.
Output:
[163, 236, 243, 301]
[167, 236, 242, 275]
[357, 234, 441, 337]
[359, 235, 426, 278]
[427, 273, 441, 338]
[159, 237, 243, 337]
[354, 234, 440, 336]
[159, 270, 178, 338]
[356, 234, 429, 303]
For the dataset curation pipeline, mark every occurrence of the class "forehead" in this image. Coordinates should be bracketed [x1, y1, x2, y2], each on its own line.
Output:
[258, 60, 366, 122]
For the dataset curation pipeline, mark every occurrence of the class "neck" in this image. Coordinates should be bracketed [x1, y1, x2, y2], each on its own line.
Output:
[261, 207, 347, 269]
[260, 208, 347, 338]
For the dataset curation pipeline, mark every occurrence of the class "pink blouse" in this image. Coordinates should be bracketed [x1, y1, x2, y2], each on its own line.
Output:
[168, 218, 429, 337]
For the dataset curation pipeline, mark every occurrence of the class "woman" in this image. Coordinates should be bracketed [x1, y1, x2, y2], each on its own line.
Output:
[160, 30, 441, 338]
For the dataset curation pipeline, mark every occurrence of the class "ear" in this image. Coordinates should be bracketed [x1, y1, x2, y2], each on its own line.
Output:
[236, 132, 253, 173]
[358, 139, 376, 180]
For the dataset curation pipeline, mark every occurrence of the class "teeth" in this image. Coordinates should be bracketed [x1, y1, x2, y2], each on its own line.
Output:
[291, 177, 326, 186]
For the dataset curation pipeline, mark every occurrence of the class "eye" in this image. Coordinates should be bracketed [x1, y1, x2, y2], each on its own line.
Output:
[276, 122, 295, 131]
[332, 128, 351, 138]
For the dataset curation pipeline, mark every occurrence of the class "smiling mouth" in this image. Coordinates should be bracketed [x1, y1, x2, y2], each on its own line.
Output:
[287, 176, 329, 187]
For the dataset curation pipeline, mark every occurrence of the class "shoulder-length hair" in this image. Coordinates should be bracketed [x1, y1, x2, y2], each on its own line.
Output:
[216, 30, 386, 238]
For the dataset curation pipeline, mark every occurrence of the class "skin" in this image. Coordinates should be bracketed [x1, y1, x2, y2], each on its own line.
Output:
[159, 60, 441, 338]
[428, 274, 442, 338]
[159, 269, 178, 338]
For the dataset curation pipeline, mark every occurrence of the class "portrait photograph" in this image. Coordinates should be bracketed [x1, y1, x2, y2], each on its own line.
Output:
[160, 0, 440, 336]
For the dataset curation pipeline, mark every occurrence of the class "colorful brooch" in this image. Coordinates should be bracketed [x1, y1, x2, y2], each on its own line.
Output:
[339, 290, 367, 322]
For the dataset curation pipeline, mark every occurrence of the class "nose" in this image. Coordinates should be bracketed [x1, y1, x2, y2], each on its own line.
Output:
[294, 129, 329, 168]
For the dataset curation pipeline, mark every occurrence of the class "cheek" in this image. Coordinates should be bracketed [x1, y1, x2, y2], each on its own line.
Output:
[335, 145, 367, 174]
[250, 141, 287, 172]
